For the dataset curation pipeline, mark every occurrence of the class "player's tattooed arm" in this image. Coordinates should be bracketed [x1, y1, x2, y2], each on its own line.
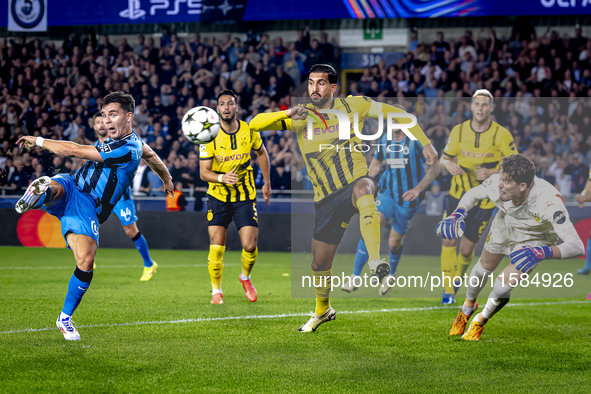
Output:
[142, 144, 174, 197]
[256, 144, 272, 205]
[403, 163, 441, 202]
[17, 136, 103, 162]
[368, 158, 384, 180]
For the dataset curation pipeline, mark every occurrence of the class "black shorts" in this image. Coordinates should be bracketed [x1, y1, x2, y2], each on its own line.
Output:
[207, 197, 258, 229]
[445, 195, 494, 244]
[313, 176, 377, 245]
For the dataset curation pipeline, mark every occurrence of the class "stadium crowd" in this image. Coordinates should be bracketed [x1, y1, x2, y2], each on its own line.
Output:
[1, 24, 591, 205]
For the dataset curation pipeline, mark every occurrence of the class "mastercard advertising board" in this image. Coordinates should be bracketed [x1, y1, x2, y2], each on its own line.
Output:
[16, 209, 66, 248]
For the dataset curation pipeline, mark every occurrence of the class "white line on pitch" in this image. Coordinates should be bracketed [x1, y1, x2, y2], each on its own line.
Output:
[0, 300, 588, 335]
[0, 264, 236, 270]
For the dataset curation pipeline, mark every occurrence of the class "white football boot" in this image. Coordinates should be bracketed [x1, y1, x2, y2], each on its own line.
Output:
[56, 313, 81, 341]
[298, 307, 336, 332]
[15, 176, 52, 214]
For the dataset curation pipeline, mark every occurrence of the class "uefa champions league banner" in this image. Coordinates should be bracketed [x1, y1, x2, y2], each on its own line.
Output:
[2, 0, 591, 27]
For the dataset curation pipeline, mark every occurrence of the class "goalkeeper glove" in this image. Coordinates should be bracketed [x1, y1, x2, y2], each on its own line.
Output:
[435, 208, 467, 240]
[510, 246, 553, 274]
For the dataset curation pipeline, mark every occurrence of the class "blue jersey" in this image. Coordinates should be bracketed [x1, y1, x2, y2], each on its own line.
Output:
[375, 134, 426, 209]
[92, 140, 134, 203]
[75, 131, 143, 224]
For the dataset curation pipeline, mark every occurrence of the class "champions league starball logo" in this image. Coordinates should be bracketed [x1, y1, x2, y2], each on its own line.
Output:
[11, 0, 45, 28]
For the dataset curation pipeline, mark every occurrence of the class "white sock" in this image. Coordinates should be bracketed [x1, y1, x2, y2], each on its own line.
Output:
[461, 303, 475, 316]
[212, 288, 223, 295]
[240, 273, 250, 281]
[473, 313, 484, 324]
[59, 312, 71, 320]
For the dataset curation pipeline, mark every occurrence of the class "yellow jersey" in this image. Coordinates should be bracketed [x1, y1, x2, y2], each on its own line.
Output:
[250, 96, 431, 202]
[199, 120, 263, 202]
[443, 120, 517, 209]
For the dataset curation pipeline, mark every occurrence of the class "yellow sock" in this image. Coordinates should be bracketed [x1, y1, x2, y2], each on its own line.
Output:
[313, 269, 332, 316]
[241, 248, 257, 277]
[208, 245, 225, 290]
[456, 252, 474, 278]
[441, 245, 457, 294]
[356, 194, 380, 260]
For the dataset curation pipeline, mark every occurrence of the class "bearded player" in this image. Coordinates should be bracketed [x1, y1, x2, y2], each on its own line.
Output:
[438, 89, 517, 304]
[199, 90, 271, 305]
[250, 64, 437, 332]
[436, 154, 584, 340]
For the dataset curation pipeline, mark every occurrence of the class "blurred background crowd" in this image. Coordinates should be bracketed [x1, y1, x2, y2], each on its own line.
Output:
[1, 23, 590, 206]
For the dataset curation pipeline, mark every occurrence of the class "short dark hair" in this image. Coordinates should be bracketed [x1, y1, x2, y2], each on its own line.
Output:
[92, 111, 102, 120]
[499, 154, 535, 188]
[102, 91, 135, 114]
[217, 89, 238, 102]
[309, 64, 338, 84]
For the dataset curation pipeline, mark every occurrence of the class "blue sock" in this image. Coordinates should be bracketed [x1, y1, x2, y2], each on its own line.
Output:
[132, 232, 153, 268]
[584, 238, 591, 270]
[390, 246, 403, 275]
[353, 239, 369, 276]
[62, 268, 93, 316]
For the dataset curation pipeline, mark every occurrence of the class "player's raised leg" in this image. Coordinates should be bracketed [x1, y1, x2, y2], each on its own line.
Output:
[238, 225, 258, 302]
[15, 177, 64, 213]
[352, 178, 388, 281]
[299, 240, 338, 332]
[57, 233, 97, 341]
[208, 225, 226, 304]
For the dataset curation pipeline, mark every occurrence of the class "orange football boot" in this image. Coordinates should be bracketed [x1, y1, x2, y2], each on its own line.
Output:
[239, 274, 258, 302]
[449, 302, 478, 336]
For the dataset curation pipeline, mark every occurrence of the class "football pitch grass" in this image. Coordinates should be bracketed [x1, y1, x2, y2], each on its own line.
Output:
[1, 246, 590, 393]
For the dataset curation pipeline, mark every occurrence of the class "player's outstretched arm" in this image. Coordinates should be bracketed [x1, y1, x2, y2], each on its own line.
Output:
[256, 144, 272, 205]
[18, 135, 103, 162]
[249, 110, 294, 132]
[142, 144, 174, 196]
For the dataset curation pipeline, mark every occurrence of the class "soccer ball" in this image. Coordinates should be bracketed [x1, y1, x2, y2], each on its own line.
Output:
[182, 106, 220, 144]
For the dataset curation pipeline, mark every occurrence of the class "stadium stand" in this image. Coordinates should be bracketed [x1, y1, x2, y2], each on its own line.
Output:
[1, 24, 590, 201]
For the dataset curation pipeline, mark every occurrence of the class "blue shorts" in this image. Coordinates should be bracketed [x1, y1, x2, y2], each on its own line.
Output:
[375, 192, 417, 235]
[113, 197, 137, 226]
[45, 174, 100, 247]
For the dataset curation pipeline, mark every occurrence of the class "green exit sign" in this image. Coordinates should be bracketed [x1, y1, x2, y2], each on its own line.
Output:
[364, 19, 383, 40]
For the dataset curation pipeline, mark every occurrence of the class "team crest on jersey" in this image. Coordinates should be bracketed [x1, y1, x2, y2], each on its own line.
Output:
[532, 214, 541, 223]
[553, 211, 566, 225]
[97, 143, 112, 153]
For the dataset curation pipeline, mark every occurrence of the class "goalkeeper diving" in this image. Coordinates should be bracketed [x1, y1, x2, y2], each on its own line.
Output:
[435, 154, 584, 340]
